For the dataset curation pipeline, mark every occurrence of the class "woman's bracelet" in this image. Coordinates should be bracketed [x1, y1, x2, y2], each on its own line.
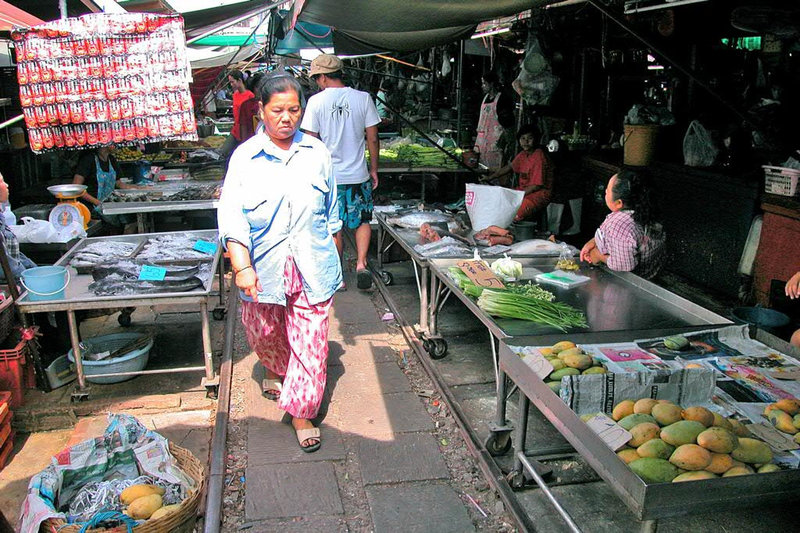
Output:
[235, 265, 253, 275]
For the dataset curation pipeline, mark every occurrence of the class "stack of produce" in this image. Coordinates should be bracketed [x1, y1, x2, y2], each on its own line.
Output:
[376, 143, 462, 169]
[603, 398, 780, 483]
[121, 483, 181, 520]
[448, 266, 587, 331]
[538, 341, 606, 392]
[763, 399, 800, 443]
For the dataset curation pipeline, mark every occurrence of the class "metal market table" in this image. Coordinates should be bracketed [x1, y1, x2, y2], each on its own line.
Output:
[14, 229, 225, 401]
[427, 257, 731, 454]
[101, 180, 221, 233]
[498, 328, 800, 532]
[378, 165, 477, 204]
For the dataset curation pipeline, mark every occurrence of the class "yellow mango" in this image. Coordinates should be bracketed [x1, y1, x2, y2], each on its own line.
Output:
[538, 347, 555, 357]
[561, 352, 593, 370]
[551, 341, 576, 353]
[672, 471, 717, 482]
[774, 398, 800, 416]
[705, 453, 734, 474]
[767, 409, 798, 434]
[722, 465, 754, 477]
[628, 423, 661, 447]
[711, 413, 734, 431]
[651, 403, 683, 426]
[120, 484, 165, 506]
[637, 439, 674, 460]
[730, 438, 773, 464]
[149, 503, 181, 521]
[681, 406, 714, 427]
[582, 366, 607, 375]
[696, 427, 739, 454]
[617, 448, 641, 464]
[557, 347, 584, 361]
[793, 414, 800, 430]
[669, 444, 712, 471]
[612, 400, 635, 421]
[757, 463, 781, 474]
[549, 359, 566, 371]
[633, 398, 660, 415]
[127, 494, 163, 520]
[660, 420, 706, 446]
[763, 404, 780, 416]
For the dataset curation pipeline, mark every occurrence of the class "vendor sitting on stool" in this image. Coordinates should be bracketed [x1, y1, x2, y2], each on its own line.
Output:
[482, 124, 554, 223]
[785, 271, 800, 349]
[72, 145, 145, 234]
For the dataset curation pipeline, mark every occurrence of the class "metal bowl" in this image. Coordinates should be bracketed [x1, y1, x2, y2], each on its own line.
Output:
[47, 184, 88, 198]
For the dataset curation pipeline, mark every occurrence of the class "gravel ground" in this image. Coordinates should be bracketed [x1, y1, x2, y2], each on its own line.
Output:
[218, 287, 517, 532]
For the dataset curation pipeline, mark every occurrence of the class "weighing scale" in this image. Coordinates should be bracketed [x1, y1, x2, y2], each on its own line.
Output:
[47, 184, 91, 230]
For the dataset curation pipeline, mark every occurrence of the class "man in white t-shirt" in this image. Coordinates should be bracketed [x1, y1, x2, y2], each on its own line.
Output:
[300, 54, 380, 290]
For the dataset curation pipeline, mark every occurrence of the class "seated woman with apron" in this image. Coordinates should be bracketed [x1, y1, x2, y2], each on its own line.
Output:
[72, 146, 147, 233]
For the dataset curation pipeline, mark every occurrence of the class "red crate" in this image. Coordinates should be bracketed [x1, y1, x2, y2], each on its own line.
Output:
[0, 340, 29, 408]
[0, 419, 10, 450]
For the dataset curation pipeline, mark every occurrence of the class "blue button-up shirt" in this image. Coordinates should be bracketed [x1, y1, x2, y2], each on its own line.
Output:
[217, 130, 343, 305]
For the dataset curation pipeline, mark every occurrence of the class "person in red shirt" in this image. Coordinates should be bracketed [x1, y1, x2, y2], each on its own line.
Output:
[483, 124, 554, 222]
[220, 70, 255, 157]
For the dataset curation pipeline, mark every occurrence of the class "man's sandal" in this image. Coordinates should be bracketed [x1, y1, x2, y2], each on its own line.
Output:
[261, 378, 282, 401]
[295, 427, 321, 453]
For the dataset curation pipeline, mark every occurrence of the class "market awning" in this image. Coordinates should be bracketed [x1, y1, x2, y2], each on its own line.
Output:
[0, 0, 44, 31]
[292, 0, 557, 54]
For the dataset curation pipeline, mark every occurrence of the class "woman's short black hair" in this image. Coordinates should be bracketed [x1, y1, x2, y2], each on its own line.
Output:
[255, 72, 306, 107]
[612, 167, 659, 228]
[516, 124, 541, 143]
[228, 70, 245, 82]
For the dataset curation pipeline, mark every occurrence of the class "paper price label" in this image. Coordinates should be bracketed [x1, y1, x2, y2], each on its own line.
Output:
[456, 260, 504, 289]
[193, 240, 218, 254]
[585, 413, 632, 451]
[139, 265, 167, 281]
[523, 351, 555, 380]
[746, 423, 800, 452]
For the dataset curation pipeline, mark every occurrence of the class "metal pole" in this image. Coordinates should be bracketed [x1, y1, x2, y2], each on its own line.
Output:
[456, 40, 464, 146]
[585, 0, 755, 128]
[0, 114, 23, 131]
[517, 453, 582, 532]
[186, 2, 283, 45]
[59, 0, 67, 20]
[202, 288, 237, 533]
[428, 48, 436, 131]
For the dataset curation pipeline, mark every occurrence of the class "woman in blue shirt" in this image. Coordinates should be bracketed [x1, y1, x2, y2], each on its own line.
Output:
[217, 73, 342, 453]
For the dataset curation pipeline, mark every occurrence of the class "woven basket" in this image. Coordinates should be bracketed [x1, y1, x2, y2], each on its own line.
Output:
[40, 443, 205, 533]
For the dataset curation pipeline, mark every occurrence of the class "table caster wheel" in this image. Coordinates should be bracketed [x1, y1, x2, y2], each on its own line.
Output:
[484, 432, 512, 456]
[507, 471, 527, 490]
[206, 386, 218, 399]
[422, 339, 433, 353]
[429, 338, 448, 359]
[380, 270, 393, 286]
[118, 312, 132, 327]
[212, 308, 226, 321]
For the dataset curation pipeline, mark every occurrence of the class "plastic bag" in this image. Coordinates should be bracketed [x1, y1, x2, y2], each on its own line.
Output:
[56, 221, 87, 242]
[465, 183, 523, 232]
[683, 120, 719, 167]
[9, 216, 60, 243]
[512, 36, 559, 106]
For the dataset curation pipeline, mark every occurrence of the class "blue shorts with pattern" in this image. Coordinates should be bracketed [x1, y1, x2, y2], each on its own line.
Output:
[337, 181, 373, 230]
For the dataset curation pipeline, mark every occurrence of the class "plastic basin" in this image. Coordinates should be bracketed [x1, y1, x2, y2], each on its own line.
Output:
[731, 307, 790, 335]
[67, 332, 153, 384]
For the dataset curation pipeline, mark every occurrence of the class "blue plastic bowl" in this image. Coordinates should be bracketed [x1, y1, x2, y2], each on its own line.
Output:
[67, 332, 153, 384]
[731, 307, 790, 335]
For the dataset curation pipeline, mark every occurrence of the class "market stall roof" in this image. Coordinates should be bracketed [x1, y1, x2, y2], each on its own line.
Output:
[0, 0, 43, 31]
[293, 0, 556, 53]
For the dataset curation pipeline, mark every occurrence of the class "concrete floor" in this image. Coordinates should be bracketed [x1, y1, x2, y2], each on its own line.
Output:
[378, 257, 796, 532]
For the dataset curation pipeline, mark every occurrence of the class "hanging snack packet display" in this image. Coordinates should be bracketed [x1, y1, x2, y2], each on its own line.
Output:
[12, 13, 197, 153]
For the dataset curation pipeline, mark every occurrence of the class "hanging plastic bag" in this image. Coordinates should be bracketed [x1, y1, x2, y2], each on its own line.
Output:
[465, 183, 524, 231]
[683, 120, 719, 167]
[9, 216, 60, 243]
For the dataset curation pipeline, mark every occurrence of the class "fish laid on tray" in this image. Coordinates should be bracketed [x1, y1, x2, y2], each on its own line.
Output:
[91, 260, 200, 282]
[135, 233, 217, 262]
[88, 275, 203, 296]
[386, 210, 461, 232]
[69, 241, 138, 269]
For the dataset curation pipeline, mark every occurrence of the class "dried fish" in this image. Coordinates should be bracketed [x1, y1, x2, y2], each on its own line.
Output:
[88, 274, 204, 296]
[91, 260, 200, 282]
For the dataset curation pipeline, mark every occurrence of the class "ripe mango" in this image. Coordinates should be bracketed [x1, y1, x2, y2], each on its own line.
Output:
[774, 398, 800, 415]
[628, 423, 661, 447]
[730, 438, 773, 464]
[681, 406, 714, 427]
[651, 403, 683, 426]
[722, 465, 754, 477]
[705, 453, 734, 474]
[672, 471, 717, 482]
[539, 347, 555, 357]
[711, 413, 734, 431]
[551, 341, 577, 353]
[767, 409, 798, 434]
[549, 359, 566, 371]
[728, 418, 751, 437]
[149, 503, 181, 521]
[546, 381, 562, 393]
[793, 414, 800, 430]
[126, 494, 163, 519]
[556, 347, 584, 361]
[669, 444, 712, 471]
[757, 463, 781, 473]
[549, 367, 580, 380]
[617, 448, 641, 464]
[633, 398, 659, 415]
[628, 457, 679, 484]
[561, 352, 593, 370]
[763, 404, 780, 416]
[619, 413, 658, 431]
[582, 366, 606, 375]
[120, 484, 165, 506]
[660, 420, 706, 446]
[637, 438, 675, 460]
[696, 427, 739, 454]
[612, 400, 635, 421]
